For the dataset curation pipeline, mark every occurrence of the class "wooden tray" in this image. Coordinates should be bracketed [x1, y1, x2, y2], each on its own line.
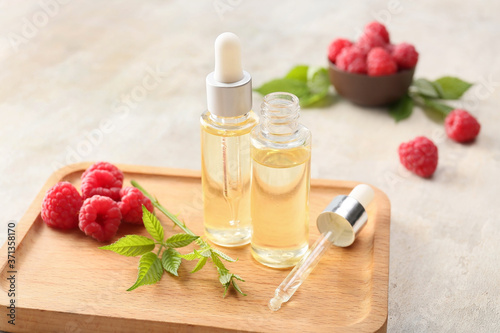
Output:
[0, 163, 390, 333]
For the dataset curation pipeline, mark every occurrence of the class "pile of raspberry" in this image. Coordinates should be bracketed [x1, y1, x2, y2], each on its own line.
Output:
[41, 162, 154, 242]
[328, 21, 419, 76]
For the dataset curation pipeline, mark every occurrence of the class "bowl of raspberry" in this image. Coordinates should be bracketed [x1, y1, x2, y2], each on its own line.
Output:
[327, 22, 418, 107]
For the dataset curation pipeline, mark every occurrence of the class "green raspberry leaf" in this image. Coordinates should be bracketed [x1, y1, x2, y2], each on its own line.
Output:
[254, 78, 310, 100]
[255, 66, 333, 108]
[412, 78, 440, 98]
[217, 268, 247, 298]
[307, 67, 330, 95]
[179, 250, 203, 261]
[211, 252, 226, 271]
[219, 271, 232, 286]
[421, 96, 454, 122]
[211, 248, 237, 262]
[198, 248, 212, 258]
[389, 94, 414, 122]
[300, 94, 327, 107]
[191, 257, 207, 273]
[231, 278, 246, 296]
[99, 235, 155, 257]
[142, 206, 164, 242]
[164, 233, 199, 248]
[285, 65, 308, 82]
[127, 252, 163, 291]
[232, 274, 245, 282]
[422, 97, 454, 115]
[299, 67, 331, 107]
[217, 272, 246, 297]
[433, 76, 473, 100]
[162, 248, 182, 276]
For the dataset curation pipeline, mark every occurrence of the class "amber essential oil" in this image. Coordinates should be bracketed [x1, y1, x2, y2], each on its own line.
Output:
[250, 92, 312, 268]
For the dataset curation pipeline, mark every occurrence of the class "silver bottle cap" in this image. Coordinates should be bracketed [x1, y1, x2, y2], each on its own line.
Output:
[316, 184, 374, 247]
[206, 71, 252, 117]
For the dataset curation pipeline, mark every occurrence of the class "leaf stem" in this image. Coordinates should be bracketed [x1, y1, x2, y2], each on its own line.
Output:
[132, 180, 194, 235]
[131, 180, 205, 246]
[157, 244, 163, 257]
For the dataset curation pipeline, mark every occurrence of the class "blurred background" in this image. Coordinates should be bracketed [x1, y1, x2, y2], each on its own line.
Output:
[1, 0, 499, 331]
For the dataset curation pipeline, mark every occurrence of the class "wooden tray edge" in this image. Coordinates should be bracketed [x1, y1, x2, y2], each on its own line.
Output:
[0, 163, 88, 277]
[366, 185, 391, 333]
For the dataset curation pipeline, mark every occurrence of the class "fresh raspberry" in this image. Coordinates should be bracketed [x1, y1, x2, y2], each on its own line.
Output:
[118, 187, 154, 224]
[81, 170, 122, 201]
[336, 46, 367, 74]
[398, 136, 438, 178]
[328, 38, 353, 63]
[357, 32, 386, 54]
[392, 43, 419, 69]
[367, 47, 397, 76]
[385, 43, 395, 55]
[79, 195, 121, 242]
[41, 182, 83, 229]
[445, 109, 481, 143]
[364, 21, 390, 44]
[82, 162, 124, 183]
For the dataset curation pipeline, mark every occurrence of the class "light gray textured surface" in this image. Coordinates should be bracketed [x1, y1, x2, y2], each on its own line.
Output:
[0, 0, 499, 331]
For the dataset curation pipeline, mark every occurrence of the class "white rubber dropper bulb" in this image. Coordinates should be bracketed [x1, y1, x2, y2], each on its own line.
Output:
[349, 184, 374, 210]
[214, 32, 244, 83]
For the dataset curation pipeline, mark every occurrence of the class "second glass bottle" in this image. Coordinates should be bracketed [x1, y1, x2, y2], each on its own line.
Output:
[250, 92, 312, 268]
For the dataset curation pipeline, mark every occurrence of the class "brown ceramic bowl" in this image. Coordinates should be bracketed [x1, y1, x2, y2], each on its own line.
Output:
[328, 60, 415, 107]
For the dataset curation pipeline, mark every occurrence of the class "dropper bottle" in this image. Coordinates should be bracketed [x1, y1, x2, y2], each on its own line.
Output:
[268, 184, 375, 311]
[201, 32, 258, 247]
[250, 92, 312, 268]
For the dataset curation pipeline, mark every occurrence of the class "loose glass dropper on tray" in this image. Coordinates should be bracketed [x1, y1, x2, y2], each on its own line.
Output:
[269, 184, 375, 311]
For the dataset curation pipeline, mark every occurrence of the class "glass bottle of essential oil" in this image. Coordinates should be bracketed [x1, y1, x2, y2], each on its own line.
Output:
[250, 92, 311, 268]
[201, 32, 258, 247]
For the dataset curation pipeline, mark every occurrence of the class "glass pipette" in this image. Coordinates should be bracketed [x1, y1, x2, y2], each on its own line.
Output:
[269, 230, 334, 311]
[269, 184, 374, 311]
